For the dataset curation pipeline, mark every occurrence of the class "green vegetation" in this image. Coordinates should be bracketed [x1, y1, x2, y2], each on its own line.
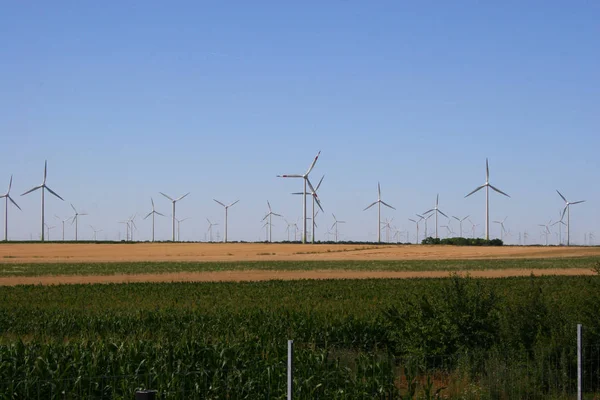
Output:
[422, 237, 504, 246]
[0, 276, 600, 398]
[0, 257, 597, 277]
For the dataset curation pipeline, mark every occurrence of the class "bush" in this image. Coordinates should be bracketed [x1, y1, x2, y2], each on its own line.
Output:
[421, 236, 503, 246]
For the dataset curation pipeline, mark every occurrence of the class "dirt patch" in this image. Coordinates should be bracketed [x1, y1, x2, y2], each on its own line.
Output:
[1, 243, 599, 263]
[0, 268, 594, 286]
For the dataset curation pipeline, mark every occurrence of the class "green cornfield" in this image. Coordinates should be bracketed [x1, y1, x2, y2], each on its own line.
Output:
[0, 273, 600, 398]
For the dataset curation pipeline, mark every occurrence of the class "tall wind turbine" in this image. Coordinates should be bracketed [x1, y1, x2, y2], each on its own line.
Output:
[408, 215, 423, 244]
[214, 199, 239, 243]
[206, 219, 218, 242]
[331, 214, 345, 243]
[262, 201, 282, 243]
[144, 198, 164, 242]
[453, 215, 470, 238]
[493, 217, 508, 242]
[556, 190, 585, 246]
[55, 215, 70, 241]
[70, 203, 88, 241]
[363, 183, 396, 243]
[292, 175, 324, 244]
[89, 225, 102, 241]
[465, 159, 510, 240]
[423, 194, 448, 239]
[160, 192, 190, 241]
[1, 175, 21, 241]
[277, 151, 321, 244]
[21, 161, 64, 241]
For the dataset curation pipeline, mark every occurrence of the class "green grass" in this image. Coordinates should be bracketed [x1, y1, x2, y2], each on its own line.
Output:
[0, 256, 597, 277]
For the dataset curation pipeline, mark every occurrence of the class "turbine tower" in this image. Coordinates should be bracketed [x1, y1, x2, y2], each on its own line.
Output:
[214, 199, 239, 243]
[206, 219, 218, 242]
[277, 151, 321, 244]
[160, 192, 190, 241]
[556, 190, 585, 246]
[363, 183, 396, 243]
[21, 161, 64, 241]
[143, 198, 164, 242]
[423, 194, 448, 239]
[292, 175, 324, 244]
[70, 203, 88, 241]
[262, 201, 282, 243]
[331, 214, 345, 243]
[465, 158, 510, 240]
[1, 175, 21, 241]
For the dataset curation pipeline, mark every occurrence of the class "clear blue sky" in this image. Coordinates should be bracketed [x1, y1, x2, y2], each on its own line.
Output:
[1, 1, 598, 243]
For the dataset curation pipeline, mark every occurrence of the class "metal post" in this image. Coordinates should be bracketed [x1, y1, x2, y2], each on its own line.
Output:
[577, 324, 582, 400]
[287, 339, 294, 400]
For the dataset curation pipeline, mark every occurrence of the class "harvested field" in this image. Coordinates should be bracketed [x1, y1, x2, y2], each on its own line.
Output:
[1, 242, 599, 263]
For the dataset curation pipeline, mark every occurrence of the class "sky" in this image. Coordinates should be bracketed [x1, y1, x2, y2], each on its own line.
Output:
[0, 1, 598, 244]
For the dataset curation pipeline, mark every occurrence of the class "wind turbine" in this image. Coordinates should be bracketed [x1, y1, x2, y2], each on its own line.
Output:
[556, 190, 585, 246]
[423, 194, 448, 239]
[70, 203, 88, 241]
[206, 219, 218, 242]
[89, 225, 103, 241]
[468, 218, 480, 239]
[277, 151, 321, 244]
[1, 175, 21, 241]
[292, 175, 324, 244]
[160, 192, 190, 241]
[538, 220, 552, 246]
[214, 199, 239, 243]
[408, 215, 423, 244]
[175, 217, 190, 241]
[440, 222, 454, 238]
[44, 223, 56, 241]
[21, 161, 64, 241]
[55, 215, 70, 241]
[119, 220, 130, 241]
[284, 219, 295, 242]
[127, 215, 138, 241]
[493, 217, 508, 241]
[452, 215, 470, 238]
[262, 201, 282, 243]
[331, 214, 345, 243]
[465, 158, 510, 240]
[421, 213, 433, 239]
[143, 198, 164, 242]
[380, 218, 394, 243]
[551, 216, 567, 246]
[363, 183, 396, 243]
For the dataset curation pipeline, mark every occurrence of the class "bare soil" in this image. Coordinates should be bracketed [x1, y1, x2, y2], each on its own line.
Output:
[1, 243, 599, 263]
[0, 268, 594, 286]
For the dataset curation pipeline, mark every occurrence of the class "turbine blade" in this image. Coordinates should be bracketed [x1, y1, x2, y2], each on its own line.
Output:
[71, 203, 77, 213]
[438, 210, 449, 218]
[381, 201, 396, 210]
[315, 197, 324, 213]
[8, 196, 21, 211]
[160, 192, 174, 201]
[486, 158, 489, 181]
[273, 213, 283, 217]
[363, 201, 377, 211]
[556, 190, 567, 203]
[214, 199, 226, 207]
[277, 174, 303, 178]
[43, 160, 47, 184]
[453, 216, 460, 221]
[21, 185, 42, 196]
[315, 175, 325, 191]
[305, 150, 321, 176]
[409, 219, 416, 223]
[291, 192, 304, 195]
[306, 178, 317, 195]
[489, 185, 510, 197]
[436, 194, 439, 206]
[378, 182, 381, 197]
[561, 206, 567, 220]
[571, 200, 585, 205]
[261, 214, 269, 221]
[155, 211, 165, 217]
[267, 201, 272, 211]
[45, 186, 64, 201]
[151, 198, 155, 208]
[423, 209, 434, 215]
[229, 200, 240, 207]
[464, 185, 485, 198]
[8, 175, 12, 193]
[176, 192, 190, 201]
[332, 213, 337, 221]
[144, 212, 152, 219]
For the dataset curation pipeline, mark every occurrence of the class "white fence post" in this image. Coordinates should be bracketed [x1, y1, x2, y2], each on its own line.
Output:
[287, 340, 294, 400]
[577, 323, 582, 400]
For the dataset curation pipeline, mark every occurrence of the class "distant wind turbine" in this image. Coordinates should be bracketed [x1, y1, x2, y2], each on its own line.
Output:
[452, 215, 470, 238]
[465, 159, 510, 240]
[160, 192, 190, 241]
[556, 190, 585, 246]
[127, 215, 138, 241]
[214, 199, 239, 243]
[55, 215, 70, 241]
[262, 201, 282, 243]
[423, 194, 448, 239]
[70, 203, 88, 241]
[89, 225, 103, 241]
[277, 151, 321, 244]
[143, 198, 164, 242]
[331, 214, 346, 243]
[21, 161, 64, 241]
[363, 183, 396, 243]
[538, 220, 552, 246]
[44, 223, 56, 241]
[551, 215, 566, 246]
[175, 217, 190, 241]
[292, 175, 324, 244]
[206, 219, 218, 242]
[493, 217, 508, 241]
[1, 175, 21, 241]
[408, 215, 423, 245]
[468, 218, 480, 239]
